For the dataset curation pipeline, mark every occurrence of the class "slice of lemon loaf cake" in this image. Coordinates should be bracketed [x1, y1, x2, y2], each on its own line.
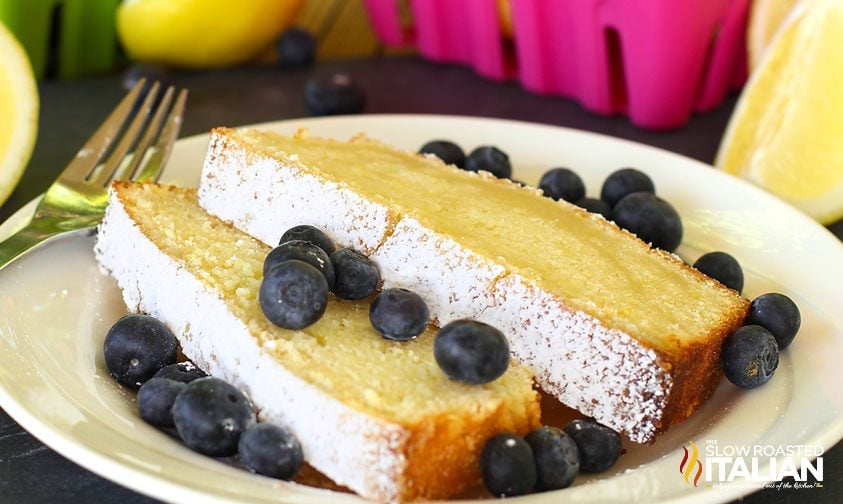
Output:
[94, 181, 540, 502]
[198, 128, 750, 444]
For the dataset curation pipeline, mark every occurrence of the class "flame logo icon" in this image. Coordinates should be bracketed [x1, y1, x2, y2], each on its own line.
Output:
[680, 441, 703, 487]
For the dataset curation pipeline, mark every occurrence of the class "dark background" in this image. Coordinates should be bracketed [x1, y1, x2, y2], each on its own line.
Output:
[0, 57, 840, 503]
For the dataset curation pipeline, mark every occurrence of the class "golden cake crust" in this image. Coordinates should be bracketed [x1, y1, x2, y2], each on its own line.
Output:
[653, 309, 748, 430]
[398, 399, 539, 500]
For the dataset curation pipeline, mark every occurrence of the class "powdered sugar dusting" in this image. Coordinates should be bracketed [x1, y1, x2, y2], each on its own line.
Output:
[94, 189, 407, 501]
[479, 274, 671, 443]
[371, 217, 504, 325]
[199, 133, 392, 254]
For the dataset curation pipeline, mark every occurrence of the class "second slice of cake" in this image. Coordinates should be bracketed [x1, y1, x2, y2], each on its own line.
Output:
[95, 182, 539, 502]
[199, 128, 750, 444]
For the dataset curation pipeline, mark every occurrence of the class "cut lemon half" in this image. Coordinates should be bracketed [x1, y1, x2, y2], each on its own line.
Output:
[748, 0, 802, 71]
[716, 0, 843, 224]
[0, 22, 38, 208]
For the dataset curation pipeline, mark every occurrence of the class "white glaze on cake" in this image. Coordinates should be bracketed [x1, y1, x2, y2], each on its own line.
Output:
[94, 189, 407, 501]
[198, 130, 673, 443]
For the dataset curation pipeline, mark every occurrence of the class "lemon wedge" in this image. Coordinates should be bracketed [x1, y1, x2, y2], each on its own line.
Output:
[748, 0, 802, 71]
[716, 0, 843, 224]
[0, 22, 38, 208]
[117, 0, 303, 68]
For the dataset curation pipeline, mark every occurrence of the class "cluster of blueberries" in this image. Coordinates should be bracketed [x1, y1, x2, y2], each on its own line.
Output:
[420, 138, 802, 391]
[419, 139, 684, 252]
[259, 225, 378, 327]
[103, 315, 303, 480]
[720, 292, 800, 388]
[483, 419, 621, 497]
[688, 253, 800, 391]
[260, 224, 513, 385]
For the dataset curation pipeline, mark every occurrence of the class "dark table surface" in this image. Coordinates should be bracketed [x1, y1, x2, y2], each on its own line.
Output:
[0, 56, 840, 503]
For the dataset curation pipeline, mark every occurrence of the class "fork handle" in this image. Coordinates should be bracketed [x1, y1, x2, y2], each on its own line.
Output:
[0, 223, 92, 273]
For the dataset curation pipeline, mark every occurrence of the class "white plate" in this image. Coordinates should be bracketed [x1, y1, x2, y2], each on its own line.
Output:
[1, 115, 842, 504]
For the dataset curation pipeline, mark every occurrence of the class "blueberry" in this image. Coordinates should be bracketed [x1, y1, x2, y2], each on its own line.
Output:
[419, 140, 465, 167]
[277, 28, 316, 70]
[369, 288, 429, 341]
[279, 225, 336, 255]
[330, 248, 379, 300]
[480, 433, 537, 497]
[153, 362, 207, 383]
[171, 377, 256, 456]
[138, 378, 186, 427]
[746, 293, 801, 349]
[539, 168, 585, 203]
[601, 168, 655, 207]
[304, 73, 366, 116]
[260, 260, 329, 329]
[720, 325, 779, 388]
[575, 197, 612, 219]
[264, 240, 335, 289]
[525, 426, 579, 490]
[239, 423, 304, 480]
[612, 192, 683, 252]
[103, 314, 178, 389]
[693, 251, 744, 292]
[464, 146, 512, 179]
[121, 64, 171, 92]
[433, 320, 510, 384]
[563, 419, 621, 473]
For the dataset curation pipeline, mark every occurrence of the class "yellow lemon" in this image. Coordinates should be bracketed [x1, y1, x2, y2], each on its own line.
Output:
[716, 0, 843, 224]
[748, 0, 802, 70]
[0, 22, 38, 208]
[117, 0, 303, 68]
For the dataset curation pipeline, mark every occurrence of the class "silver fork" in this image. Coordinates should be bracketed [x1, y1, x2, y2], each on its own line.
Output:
[0, 80, 187, 272]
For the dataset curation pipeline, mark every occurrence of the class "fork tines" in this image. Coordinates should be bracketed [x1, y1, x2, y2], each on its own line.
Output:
[63, 79, 187, 188]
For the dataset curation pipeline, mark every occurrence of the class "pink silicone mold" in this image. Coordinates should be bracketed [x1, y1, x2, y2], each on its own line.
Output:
[363, 0, 750, 130]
